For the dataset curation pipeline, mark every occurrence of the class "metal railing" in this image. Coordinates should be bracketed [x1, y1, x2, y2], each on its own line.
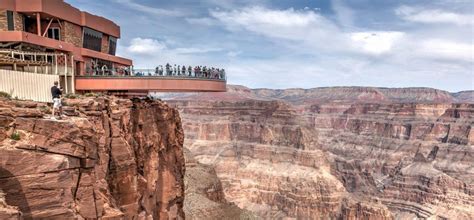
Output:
[82, 67, 227, 81]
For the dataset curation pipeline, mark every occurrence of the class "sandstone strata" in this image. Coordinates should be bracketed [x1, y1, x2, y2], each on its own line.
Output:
[163, 85, 474, 219]
[184, 148, 256, 220]
[0, 97, 185, 219]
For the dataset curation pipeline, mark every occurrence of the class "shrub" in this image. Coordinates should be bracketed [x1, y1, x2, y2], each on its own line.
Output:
[39, 105, 51, 114]
[10, 131, 20, 141]
[64, 93, 79, 99]
[0, 91, 11, 99]
[84, 92, 96, 97]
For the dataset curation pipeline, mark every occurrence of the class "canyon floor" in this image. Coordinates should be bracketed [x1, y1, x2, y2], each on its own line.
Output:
[161, 85, 474, 220]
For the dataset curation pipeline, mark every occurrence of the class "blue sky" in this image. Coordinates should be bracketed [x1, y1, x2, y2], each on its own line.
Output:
[68, 0, 473, 92]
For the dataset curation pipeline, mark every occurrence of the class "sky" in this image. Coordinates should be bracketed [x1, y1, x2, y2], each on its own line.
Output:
[67, 0, 473, 92]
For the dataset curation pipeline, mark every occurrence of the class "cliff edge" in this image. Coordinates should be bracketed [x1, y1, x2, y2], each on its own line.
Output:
[0, 96, 185, 219]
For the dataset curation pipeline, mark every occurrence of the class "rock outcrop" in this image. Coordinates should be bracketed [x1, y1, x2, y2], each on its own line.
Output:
[0, 97, 185, 219]
[162, 85, 474, 219]
[184, 148, 256, 220]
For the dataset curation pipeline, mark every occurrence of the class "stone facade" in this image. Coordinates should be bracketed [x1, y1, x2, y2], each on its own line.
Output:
[62, 21, 82, 47]
[0, 10, 8, 31]
[101, 35, 110, 54]
[0, 10, 24, 31]
[13, 12, 23, 31]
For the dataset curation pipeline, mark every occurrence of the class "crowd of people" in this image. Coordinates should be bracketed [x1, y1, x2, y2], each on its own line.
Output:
[84, 62, 227, 80]
[134, 63, 226, 80]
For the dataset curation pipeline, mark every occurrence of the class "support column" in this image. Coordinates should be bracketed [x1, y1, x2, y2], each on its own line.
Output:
[34, 54, 37, 73]
[45, 55, 49, 74]
[36, 13, 41, 36]
[54, 54, 58, 75]
[64, 54, 67, 76]
[71, 56, 75, 94]
[79, 62, 85, 76]
[64, 54, 68, 94]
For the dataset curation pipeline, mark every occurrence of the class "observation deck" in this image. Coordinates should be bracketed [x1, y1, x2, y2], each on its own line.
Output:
[75, 69, 227, 93]
[75, 76, 226, 92]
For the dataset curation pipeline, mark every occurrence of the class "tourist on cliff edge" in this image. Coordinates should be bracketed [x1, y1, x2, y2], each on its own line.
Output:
[51, 81, 63, 120]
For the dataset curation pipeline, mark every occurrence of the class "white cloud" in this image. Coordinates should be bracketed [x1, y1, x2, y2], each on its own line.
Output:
[115, 4, 472, 91]
[174, 47, 223, 54]
[350, 32, 405, 55]
[126, 38, 223, 56]
[114, 0, 184, 17]
[227, 51, 242, 57]
[418, 39, 474, 62]
[211, 7, 405, 56]
[186, 17, 218, 26]
[210, 6, 343, 49]
[127, 38, 167, 54]
[211, 7, 321, 28]
[396, 6, 474, 26]
[204, 0, 267, 9]
[123, 37, 227, 68]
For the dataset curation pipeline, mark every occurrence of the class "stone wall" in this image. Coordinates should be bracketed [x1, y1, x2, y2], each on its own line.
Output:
[13, 12, 23, 31]
[62, 21, 82, 47]
[0, 10, 24, 31]
[0, 10, 6, 31]
[101, 34, 110, 54]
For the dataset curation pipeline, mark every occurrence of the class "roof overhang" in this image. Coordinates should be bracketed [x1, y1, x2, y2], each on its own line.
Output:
[0, 0, 120, 38]
[0, 31, 132, 66]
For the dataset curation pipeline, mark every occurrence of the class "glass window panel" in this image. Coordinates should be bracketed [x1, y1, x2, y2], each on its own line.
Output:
[108, 36, 117, 55]
[7, 11, 14, 31]
[83, 27, 103, 52]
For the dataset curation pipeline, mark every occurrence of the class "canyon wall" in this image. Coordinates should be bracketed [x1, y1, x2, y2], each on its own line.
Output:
[184, 148, 257, 220]
[0, 97, 185, 219]
[164, 85, 474, 219]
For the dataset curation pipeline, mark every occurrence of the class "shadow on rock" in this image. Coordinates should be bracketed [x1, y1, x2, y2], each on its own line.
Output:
[0, 167, 31, 219]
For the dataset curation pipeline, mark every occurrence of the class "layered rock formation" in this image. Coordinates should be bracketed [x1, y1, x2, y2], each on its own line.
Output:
[184, 148, 256, 220]
[162, 85, 474, 219]
[0, 97, 185, 219]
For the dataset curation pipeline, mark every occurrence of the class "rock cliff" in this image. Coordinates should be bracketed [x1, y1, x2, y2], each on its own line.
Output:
[162, 85, 474, 219]
[0, 97, 185, 219]
[184, 148, 256, 220]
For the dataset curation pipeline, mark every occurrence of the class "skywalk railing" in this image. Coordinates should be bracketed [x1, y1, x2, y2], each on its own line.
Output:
[82, 68, 227, 81]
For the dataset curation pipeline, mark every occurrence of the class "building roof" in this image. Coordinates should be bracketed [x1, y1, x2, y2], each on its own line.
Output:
[0, 0, 121, 38]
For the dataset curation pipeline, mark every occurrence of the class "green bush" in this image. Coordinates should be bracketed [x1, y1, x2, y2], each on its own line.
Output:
[10, 131, 20, 141]
[0, 91, 11, 99]
[84, 92, 96, 97]
[39, 105, 51, 114]
[64, 93, 79, 99]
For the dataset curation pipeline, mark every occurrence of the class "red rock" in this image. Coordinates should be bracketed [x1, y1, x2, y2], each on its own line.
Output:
[0, 97, 185, 219]
[164, 85, 474, 219]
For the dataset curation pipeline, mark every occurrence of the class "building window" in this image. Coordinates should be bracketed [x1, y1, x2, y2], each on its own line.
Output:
[108, 36, 117, 55]
[47, 28, 61, 40]
[22, 15, 26, 31]
[7, 11, 14, 31]
[83, 27, 103, 52]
